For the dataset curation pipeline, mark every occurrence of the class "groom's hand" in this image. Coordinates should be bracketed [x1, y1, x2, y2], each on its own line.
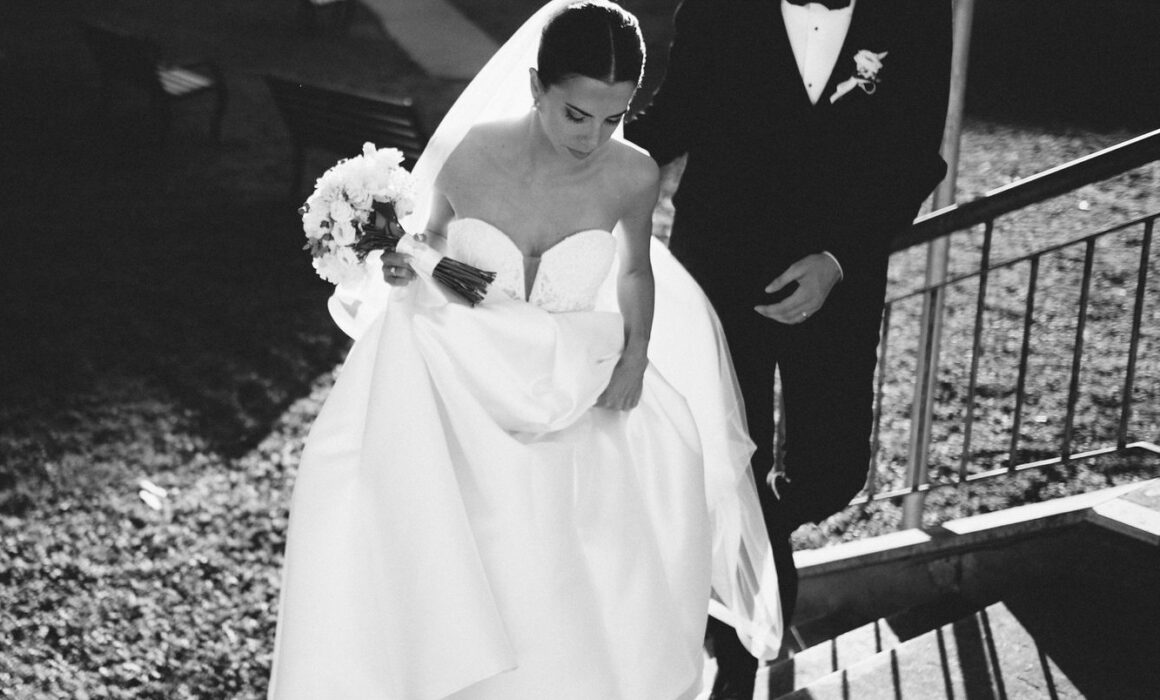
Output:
[755, 253, 842, 324]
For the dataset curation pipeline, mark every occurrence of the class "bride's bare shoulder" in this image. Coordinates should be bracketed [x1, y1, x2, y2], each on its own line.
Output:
[443, 119, 521, 172]
[605, 138, 659, 195]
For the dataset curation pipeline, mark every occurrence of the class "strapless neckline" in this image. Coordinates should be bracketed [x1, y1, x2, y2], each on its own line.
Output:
[449, 217, 613, 303]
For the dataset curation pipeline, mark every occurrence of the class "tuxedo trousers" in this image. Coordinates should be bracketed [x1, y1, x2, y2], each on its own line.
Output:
[669, 216, 888, 630]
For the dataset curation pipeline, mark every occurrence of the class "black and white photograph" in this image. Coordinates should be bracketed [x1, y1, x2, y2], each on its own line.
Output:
[1, 1, 1158, 698]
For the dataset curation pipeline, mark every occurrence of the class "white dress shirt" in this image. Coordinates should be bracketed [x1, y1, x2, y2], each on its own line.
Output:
[781, 0, 855, 278]
[781, 0, 856, 105]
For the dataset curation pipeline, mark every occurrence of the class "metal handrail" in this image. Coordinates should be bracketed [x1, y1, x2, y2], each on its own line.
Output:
[858, 127, 1160, 523]
[892, 127, 1160, 251]
[861, 211, 1160, 497]
[888, 213, 1155, 306]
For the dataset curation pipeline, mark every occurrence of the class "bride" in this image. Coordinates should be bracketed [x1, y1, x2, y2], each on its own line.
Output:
[268, 2, 781, 699]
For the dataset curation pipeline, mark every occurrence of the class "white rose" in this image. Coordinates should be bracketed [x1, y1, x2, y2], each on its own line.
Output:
[331, 218, 357, 246]
[302, 206, 331, 239]
[854, 50, 887, 80]
[315, 179, 343, 203]
[329, 198, 354, 223]
[383, 171, 416, 209]
[388, 167, 414, 191]
[346, 155, 374, 181]
[313, 247, 364, 286]
[392, 191, 417, 218]
[334, 245, 361, 271]
[346, 185, 373, 212]
[312, 255, 339, 285]
[369, 146, 404, 169]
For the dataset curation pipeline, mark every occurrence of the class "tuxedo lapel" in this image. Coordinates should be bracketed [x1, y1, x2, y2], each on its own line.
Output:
[741, 0, 815, 112]
[819, 0, 885, 108]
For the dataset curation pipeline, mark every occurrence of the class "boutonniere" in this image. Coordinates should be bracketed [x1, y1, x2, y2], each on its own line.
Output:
[829, 49, 888, 104]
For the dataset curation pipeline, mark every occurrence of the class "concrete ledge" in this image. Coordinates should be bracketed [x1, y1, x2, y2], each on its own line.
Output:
[794, 528, 931, 570]
[1088, 488, 1160, 546]
[940, 479, 1152, 534]
[795, 479, 1157, 625]
[796, 479, 1153, 578]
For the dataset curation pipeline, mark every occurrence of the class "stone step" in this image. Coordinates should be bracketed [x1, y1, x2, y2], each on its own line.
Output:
[787, 608, 867, 651]
[757, 594, 979, 698]
[773, 601, 1083, 700]
[758, 618, 899, 699]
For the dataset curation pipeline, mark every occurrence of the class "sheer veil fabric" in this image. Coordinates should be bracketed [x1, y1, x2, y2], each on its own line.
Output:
[273, 1, 782, 698]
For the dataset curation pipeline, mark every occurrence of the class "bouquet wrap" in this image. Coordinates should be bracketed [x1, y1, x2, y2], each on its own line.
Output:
[354, 200, 496, 307]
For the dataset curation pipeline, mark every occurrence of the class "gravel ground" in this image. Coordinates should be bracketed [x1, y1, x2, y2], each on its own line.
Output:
[0, 0, 1157, 697]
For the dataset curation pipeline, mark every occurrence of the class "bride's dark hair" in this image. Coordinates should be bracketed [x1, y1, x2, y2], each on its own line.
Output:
[537, 1, 645, 88]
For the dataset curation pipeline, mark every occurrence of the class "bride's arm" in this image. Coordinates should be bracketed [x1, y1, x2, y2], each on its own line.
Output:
[596, 157, 661, 411]
[382, 187, 453, 285]
[419, 186, 453, 251]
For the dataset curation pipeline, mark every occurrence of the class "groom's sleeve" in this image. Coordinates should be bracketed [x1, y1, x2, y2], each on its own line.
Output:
[624, 0, 714, 166]
[816, 0, 953, 280]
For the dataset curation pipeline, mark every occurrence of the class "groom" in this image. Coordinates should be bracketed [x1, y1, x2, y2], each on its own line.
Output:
[626, 0, 951, 696]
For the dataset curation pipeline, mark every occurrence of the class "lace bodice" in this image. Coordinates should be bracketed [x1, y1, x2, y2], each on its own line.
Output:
[449, 218, 616, 313]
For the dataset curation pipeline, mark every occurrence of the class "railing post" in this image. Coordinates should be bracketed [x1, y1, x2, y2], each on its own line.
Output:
[901, 0, 975, 529]
[902, 248, 947, 529]
[1119, 218, 1153, 448]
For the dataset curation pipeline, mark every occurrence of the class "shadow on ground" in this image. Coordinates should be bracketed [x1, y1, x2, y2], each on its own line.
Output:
[1, 0, 1157, 461]
[0, 0, 464, 458]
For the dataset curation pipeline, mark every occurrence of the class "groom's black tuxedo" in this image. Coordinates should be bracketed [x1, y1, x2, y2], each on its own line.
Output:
[626, 0, 951, 641]
[629, 0, 950, 289]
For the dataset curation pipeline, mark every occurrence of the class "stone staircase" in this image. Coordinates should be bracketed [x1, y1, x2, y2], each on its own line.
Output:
[759, 600, 1084, 699]
[731, 479, 1160, 700]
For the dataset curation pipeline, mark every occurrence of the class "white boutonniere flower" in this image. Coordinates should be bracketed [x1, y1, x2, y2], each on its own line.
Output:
[830, 49, 888, 104]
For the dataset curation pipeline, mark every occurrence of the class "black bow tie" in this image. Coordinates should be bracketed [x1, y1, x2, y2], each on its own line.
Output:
[786, 0, 852, 9]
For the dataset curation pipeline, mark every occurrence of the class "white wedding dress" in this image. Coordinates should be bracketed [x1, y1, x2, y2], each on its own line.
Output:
[270, 4, 779, 696]
[268, 217, 781, 700]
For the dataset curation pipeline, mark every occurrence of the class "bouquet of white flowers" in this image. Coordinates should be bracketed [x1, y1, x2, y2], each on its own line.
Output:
[301, 143, 495, 305]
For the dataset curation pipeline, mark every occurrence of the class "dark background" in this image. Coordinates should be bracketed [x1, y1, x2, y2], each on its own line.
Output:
[0, 0, 1154, 468]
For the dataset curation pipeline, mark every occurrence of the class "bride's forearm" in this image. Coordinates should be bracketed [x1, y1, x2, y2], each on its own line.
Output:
[617, 266, 655, 362]
[615, 170, 661, 364]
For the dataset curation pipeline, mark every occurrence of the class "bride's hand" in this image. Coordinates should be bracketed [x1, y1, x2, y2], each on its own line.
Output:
[596, 353, 648, 411]
[381, 251, 415, 286]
